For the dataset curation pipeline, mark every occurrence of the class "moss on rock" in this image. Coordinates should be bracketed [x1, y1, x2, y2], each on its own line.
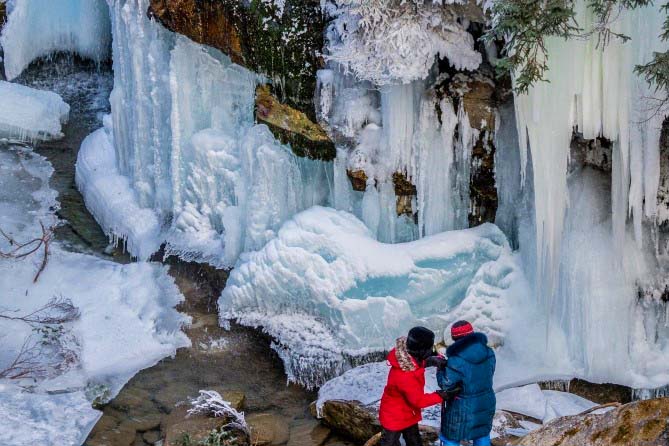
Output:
[148, 0, 325, 119]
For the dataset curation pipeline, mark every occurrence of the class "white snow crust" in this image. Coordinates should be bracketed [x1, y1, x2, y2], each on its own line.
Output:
[0, 80, 70, 141]
[323, 0, 480, 85]
[0, 145, 189, 445]
[0, 0, 111, 80]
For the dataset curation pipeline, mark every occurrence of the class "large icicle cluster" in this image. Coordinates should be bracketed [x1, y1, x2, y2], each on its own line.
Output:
[317, 68, 479, 242]
[323, 0, 481, 84]
[505, 0, 669, 387]
[514, 1, 668, 300]
[0, 0, 111, 80]
[77, 0, 331, 266]
[219, 206, 527, 387]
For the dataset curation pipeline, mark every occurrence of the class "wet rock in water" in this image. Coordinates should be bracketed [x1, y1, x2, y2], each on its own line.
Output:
[255, 85, 335, 160]
[246, 412, 291, 445]
[287, 418, 331, 446]
[153, 382, 200, 412]
[86, 419, 137, 446]
[516, 397, 669, 446]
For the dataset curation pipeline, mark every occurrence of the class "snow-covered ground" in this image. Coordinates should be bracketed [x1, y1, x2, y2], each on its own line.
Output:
[0, 144, 189, 445]
[0, 81, 70, 141]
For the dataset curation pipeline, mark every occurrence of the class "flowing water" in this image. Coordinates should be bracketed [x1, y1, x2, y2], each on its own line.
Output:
[13, 56, 352, 446]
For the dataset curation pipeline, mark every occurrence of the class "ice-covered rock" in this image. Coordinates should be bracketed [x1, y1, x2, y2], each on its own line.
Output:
[0, 0, 111, 80]
[496, 384, 597, 423]
[0, 80, 69, 141]
[219, 207, 527, 387]
[76, 119, 162, 261]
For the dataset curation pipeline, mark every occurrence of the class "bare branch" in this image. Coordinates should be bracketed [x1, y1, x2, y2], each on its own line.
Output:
[0, 222, 52, 282]
[0, 296, 80, 325]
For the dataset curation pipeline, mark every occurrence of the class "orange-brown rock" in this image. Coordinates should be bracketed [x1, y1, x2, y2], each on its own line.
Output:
[149, 0, 244, 65]
[448, 72, 496, 131]
[256, 85, 335, 160]
[516, 398, 669, 446]
[347, 170, 368, 192]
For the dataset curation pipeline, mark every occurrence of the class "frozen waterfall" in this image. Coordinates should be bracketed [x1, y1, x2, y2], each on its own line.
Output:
[77, 0, 331, 266]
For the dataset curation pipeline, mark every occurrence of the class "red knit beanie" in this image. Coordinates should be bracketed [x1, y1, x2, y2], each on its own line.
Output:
[451, 320, 474, 340]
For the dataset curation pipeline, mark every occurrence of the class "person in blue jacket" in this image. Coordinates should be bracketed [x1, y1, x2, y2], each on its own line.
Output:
[437, 320, 496, 446]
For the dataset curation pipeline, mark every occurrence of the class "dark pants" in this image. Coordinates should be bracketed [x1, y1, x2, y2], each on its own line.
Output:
[380, 424, 422, 446]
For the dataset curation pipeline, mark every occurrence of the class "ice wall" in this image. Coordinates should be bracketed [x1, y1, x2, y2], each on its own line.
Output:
[78, 0, 331, 265]
[0, 0, 111, 80]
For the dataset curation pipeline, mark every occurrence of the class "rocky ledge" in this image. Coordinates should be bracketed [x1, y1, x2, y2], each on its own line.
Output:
[516, 397, 669, 446]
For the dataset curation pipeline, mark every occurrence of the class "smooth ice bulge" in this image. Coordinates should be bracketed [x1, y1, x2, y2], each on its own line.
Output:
[218, 207, 527, 387]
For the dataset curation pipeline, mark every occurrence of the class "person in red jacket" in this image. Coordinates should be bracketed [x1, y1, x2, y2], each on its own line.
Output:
[379, 326, 448, 446]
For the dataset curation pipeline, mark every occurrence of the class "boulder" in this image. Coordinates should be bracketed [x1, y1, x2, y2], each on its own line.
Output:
[287, 418, 331, 446]
[515, 398, 669, 446]
[317, 400, 438, 446]
[256, 85, 335, 160]
[246, 412, 291, 445]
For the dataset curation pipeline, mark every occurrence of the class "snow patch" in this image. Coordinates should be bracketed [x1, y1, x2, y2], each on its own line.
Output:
[0, 80, 70, 141]
[0, 144, 189, 444]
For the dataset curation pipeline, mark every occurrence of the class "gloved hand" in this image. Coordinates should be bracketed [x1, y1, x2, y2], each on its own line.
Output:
[437, 386, 461, 402]
[425, 354, 447, 369]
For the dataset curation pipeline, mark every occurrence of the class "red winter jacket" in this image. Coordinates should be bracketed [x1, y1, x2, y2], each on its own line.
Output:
[379, 343, 443, 431]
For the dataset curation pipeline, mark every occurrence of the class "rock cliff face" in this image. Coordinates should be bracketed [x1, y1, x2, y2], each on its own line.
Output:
[148, 0, 323, 117]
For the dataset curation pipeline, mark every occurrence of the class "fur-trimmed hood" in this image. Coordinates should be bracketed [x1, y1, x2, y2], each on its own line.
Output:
[387, 336, 418, 372]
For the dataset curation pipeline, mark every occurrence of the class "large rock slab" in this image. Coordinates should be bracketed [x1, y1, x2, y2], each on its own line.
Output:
[516, 398, 669, 446]
[316, 400, 438, 446]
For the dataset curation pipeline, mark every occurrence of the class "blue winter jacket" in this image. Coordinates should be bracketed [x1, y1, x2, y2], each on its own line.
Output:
[437, 332, 496, 441]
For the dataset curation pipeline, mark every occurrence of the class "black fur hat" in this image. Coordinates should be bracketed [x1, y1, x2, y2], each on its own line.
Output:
[406, 326, 435, 359]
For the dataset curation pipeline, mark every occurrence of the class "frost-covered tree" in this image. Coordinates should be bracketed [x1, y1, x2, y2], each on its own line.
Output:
[324, 0, 482, 84]
[484, 0, 669, 96]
